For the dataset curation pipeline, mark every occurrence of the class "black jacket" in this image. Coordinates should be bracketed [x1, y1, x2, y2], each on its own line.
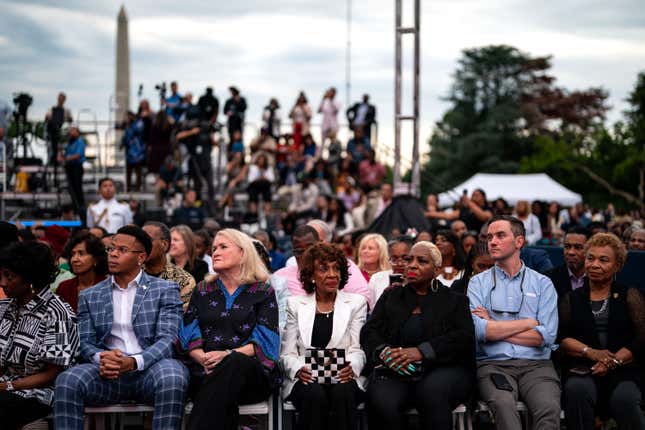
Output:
[360, 284, 475, 373]
[558, 281, 645, 389]
[546, 264, 573, 298]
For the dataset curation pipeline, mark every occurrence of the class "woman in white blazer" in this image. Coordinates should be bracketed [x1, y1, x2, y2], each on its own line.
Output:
[281, 242, 367, 430]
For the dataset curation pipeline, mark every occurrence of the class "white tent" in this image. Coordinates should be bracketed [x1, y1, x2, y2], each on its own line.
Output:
[437, 173, 582, 207]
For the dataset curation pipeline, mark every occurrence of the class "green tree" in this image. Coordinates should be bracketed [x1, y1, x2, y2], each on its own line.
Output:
[520, 124, 643, 209]
[520, 70, 645, 210]
[423, 45, 608, 195]
[625, 72, 645, 203]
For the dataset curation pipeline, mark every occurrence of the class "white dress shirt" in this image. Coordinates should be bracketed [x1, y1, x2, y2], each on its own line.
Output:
[368, 270, 392, 306]
[93, 271, 145, 370]
[203, 254, 215, 274]
[86, 198, 133, 234]
[519, 213, 543, 245]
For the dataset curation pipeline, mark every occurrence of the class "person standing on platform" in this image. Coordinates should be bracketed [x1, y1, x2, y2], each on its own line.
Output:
[59, 125, 86, 224]
[86, 177, 132, 233]
[262, 98, 281, 139]
[318, 87, 340, 154]
[224, 86, 247, 144]
[45, 92, 73, 189]
[165, 81, 183, 122]
[346, 94, 376, 144]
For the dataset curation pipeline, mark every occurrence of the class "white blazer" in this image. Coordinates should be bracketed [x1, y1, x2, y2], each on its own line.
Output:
[280, 290, 367, 398]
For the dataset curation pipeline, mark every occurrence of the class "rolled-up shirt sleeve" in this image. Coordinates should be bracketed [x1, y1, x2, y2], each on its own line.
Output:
[533, 277, 558, 347]
[467, 275, 489, 343]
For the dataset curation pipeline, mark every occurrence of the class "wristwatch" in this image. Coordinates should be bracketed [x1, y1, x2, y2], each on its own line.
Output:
[6, 381, 14, 391]
[581, 346, 589, 357]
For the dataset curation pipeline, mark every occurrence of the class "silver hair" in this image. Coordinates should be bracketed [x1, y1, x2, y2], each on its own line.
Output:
[307, 219, 333, 243]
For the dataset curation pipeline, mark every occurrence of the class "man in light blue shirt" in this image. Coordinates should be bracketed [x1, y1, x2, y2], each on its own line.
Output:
[60, 126, 86, 222]
[468, 215, 561, 430]
[165, 81, 182, 121]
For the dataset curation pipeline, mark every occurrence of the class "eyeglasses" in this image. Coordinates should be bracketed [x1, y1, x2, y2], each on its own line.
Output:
[488, 269, 526, 314]
[389, 256, 407, 264]
[106, 246, 145, 255]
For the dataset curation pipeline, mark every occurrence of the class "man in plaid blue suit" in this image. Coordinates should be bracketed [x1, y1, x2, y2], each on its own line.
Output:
[54, 225, 189, 430]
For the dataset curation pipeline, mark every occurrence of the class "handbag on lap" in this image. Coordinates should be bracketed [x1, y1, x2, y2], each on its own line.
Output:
[305, 348, 346, 384]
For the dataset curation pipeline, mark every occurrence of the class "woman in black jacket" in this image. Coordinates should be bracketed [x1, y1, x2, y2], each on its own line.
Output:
[558, 233, 645, 430]
[361, 241, 475, 430]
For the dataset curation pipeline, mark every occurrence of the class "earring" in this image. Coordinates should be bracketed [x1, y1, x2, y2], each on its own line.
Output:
[431, 280, 439, 293]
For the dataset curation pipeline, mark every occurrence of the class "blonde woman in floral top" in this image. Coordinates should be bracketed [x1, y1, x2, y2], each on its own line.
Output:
[178, 229, 279, 430]
[0, 242, 78, 428]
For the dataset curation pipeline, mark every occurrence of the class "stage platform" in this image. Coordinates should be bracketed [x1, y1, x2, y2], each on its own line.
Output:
[0, 191, 156, 201]
[0, 191, 156, 220]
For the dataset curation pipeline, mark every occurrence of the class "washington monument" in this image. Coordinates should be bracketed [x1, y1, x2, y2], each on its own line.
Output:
[115, 5, 130, 124]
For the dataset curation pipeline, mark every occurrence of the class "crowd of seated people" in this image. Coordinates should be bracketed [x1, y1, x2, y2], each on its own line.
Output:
[4, 86, 645, 429]
[0, 211, 643, 430]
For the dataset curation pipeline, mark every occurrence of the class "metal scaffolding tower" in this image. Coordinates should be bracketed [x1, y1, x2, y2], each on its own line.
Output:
[394, 0, 421, 196]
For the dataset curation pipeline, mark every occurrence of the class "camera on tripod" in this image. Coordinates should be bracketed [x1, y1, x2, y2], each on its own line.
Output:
[155, 82, 167, 102]
[13, 92, 33, 121]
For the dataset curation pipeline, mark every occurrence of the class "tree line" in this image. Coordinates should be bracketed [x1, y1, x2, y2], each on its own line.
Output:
[423, 44, 644, 210]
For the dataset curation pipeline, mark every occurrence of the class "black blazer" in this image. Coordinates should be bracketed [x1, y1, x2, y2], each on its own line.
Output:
[558, 281, 645, 385]
[360, 284, 475, 372]
[546, 264, 573, 298]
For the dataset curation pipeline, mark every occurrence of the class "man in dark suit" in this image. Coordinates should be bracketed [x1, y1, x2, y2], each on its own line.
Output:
[546, 227, 590, 297]
[346, 94, 376, 143]
[520, 247, 553, 274]
[54, 225, 189, 430]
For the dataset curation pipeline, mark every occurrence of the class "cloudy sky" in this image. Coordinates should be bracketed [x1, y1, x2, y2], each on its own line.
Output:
[1, 0, 644, 164]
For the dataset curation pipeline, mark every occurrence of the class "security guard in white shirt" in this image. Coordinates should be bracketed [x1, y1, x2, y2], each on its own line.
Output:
[86, 178, 133, 233]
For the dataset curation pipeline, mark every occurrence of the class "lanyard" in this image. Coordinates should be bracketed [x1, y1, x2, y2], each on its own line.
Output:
[489, 268, 526, 314]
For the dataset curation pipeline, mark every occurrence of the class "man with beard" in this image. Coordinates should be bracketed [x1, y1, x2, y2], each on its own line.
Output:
[546, 227, 591, 297]
[143, 221, 196, 311]
[54, 225, 188, 430]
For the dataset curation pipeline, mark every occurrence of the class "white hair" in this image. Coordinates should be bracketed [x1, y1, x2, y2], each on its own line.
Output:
[307, 219, 333, 242]
[411, 241, 442, 268]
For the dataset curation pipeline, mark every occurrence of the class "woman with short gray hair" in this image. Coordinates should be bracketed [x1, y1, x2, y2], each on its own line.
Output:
[361, 241, 475, 430]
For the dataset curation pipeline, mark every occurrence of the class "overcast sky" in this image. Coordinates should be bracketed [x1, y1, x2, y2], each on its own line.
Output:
[1, 0, 644, 163]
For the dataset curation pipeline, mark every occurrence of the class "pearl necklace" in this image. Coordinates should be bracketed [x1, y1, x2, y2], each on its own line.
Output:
[316, 305, 334, 318]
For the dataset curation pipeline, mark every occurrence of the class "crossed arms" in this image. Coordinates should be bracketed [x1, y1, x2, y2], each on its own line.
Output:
[467, 274, 558, 348]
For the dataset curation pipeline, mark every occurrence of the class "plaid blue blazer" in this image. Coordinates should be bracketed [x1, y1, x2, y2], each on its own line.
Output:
[77, 272, 182, 370]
